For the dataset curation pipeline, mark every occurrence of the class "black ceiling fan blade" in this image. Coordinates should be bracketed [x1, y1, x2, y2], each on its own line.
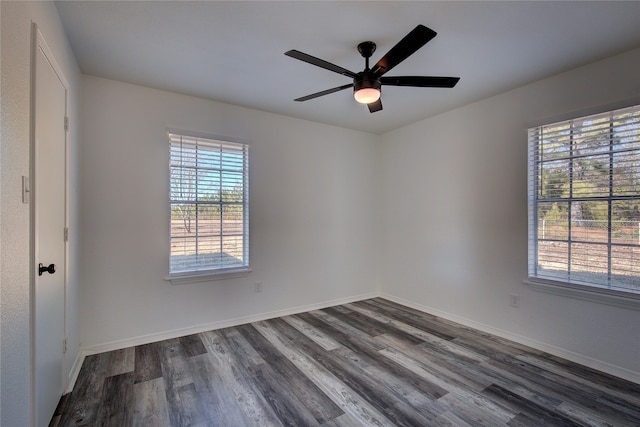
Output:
[381, 76, 460, 88]
[368, 99, 383, 113]
[285, 50, 357, 78]
[371, 25, 437, 76]
[294, 84, 353, 102]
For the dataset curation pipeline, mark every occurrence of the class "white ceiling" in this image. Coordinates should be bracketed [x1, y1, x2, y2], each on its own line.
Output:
[55, 1, 640, 134]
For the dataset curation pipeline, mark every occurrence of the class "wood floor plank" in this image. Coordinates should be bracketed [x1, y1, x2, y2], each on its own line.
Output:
[236, 323, 344, 423]
[156, 338, 209, 427]
[217, 327, 266, 368]
[252, 320, 396, 427]
[56, 298, 640, 427]
[596, 394, 640, 422]
[104, 347, 135, 377]
[187, 352, 251, 426]
[336, 304, 426, 346]
[360, 299, 460, 341]
[376, 342, 517, 422]
[331, 345, 447, 418]
[300, 311, 450, 402]
[483, 354, 640, 425]
[134, 342, 163, 384]
[168, 382, 211, 427]
[281, 314, 342, 351]
[322, 306, 391, 337]
[267, 317, 436, 426]
[381, 332, 519, 426]
[368, 299, 545, 358]
[163, 337, 193, 360]
[201, 329, 284, 426]
[531, 351, 640, 396]
[347, 302, 453, 349]
[320, 412, 376, 427]
[178, 334, 207, 358]
[247, 362, 322, 426]
[354, 304, 490, 365]
[299, 311, 387, 353]
[133, 377, 171, 427]
[49, 393, 71, 427]
[94, 372, 134, 427]
[199, 328, 265, 370]
[58, 352, 111, 426]
[555, 400, 623, 427]
[481, 356, 620, 420]
[482, 383, 582, 426]
[437, 391, 515, 426]
[516, 353, 640, 406]
[431, 410, 476, 427]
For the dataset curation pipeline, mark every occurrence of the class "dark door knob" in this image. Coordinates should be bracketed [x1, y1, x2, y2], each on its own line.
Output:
[38, 263, 56, 276]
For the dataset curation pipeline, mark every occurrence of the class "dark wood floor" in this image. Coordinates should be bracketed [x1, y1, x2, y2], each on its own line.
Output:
[52, 298, 640, 426]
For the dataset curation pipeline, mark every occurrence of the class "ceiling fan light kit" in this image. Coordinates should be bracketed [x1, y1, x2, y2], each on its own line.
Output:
[353, 80, 381, 104]
[285, 24, 459, 113]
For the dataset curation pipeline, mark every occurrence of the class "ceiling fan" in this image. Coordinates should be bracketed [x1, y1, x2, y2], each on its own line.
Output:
[285, 25, 460, 113]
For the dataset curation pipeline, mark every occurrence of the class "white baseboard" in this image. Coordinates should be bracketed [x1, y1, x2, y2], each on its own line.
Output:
[379, 292, 640, 385]
[67, 291, 378, 392]
[66, 349, 86, 393]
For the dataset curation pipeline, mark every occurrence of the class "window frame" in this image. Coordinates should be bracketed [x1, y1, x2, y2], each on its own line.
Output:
[527, 104, 640, 304]
[166, 130, 250, 283]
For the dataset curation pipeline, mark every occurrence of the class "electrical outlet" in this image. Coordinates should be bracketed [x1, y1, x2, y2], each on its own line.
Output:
[509, 294, 520, 308]
[255, 281, 263, 293]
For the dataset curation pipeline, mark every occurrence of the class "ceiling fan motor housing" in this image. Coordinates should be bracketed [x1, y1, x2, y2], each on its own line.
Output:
[354, 72, 381, 93]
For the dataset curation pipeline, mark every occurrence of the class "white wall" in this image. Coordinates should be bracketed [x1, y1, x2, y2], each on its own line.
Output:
[1, 1, 81, 425]
[78, 76, 380, 350]
[380, 48, 640, 381]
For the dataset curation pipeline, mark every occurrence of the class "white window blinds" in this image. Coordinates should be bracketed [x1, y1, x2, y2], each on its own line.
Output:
[528, 105, 640, 295]
[169, 133, 249, 275]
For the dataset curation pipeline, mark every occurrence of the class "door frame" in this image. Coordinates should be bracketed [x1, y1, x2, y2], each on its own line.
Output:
[30, 23, 70, 426]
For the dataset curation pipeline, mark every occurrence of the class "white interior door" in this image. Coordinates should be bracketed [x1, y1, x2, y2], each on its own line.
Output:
[33, 28, 67, 427]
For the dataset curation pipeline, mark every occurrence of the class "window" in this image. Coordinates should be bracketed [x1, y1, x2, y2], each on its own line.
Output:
[528, 105, 640, 296]
[169, 132, 249, 277]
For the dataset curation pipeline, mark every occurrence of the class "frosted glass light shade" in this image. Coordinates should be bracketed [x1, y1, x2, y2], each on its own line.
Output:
[354, 88, 381, 104]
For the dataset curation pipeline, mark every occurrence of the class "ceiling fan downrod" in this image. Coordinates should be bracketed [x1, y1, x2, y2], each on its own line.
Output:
[354, 41, 381, 104]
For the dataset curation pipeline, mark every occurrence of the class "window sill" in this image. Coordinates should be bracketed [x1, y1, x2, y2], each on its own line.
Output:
[524, 278, 640, 311]
[166, 268, 251, 285]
